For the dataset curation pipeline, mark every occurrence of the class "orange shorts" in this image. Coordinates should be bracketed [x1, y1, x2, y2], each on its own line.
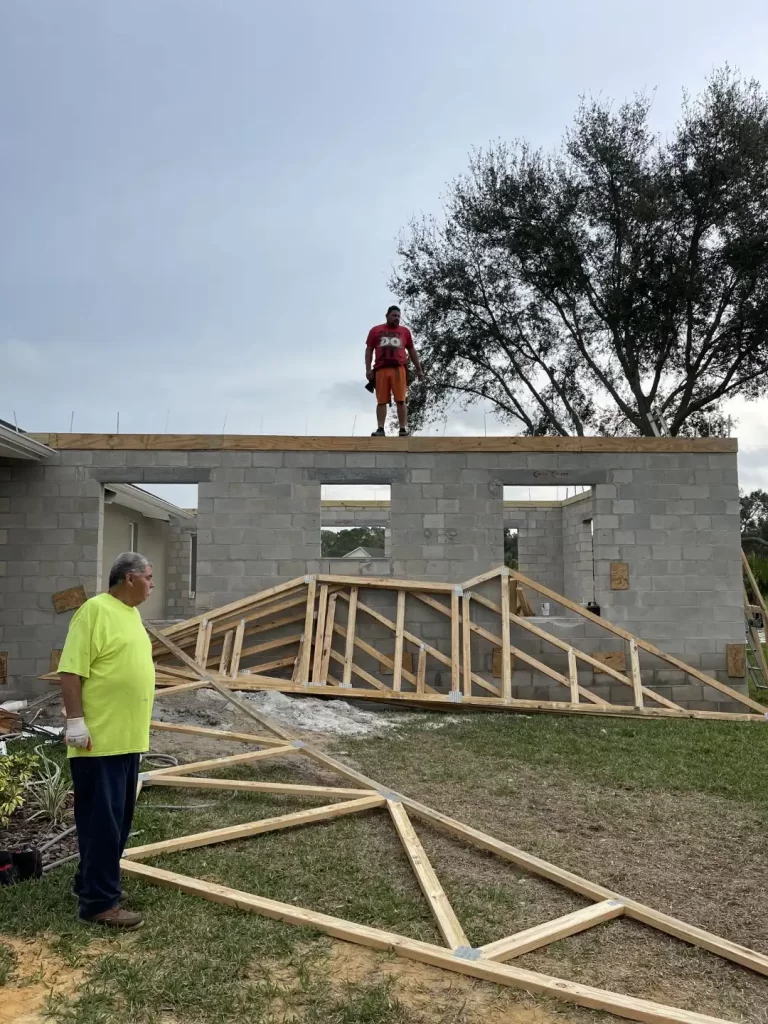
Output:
[375, 365, 407, 404]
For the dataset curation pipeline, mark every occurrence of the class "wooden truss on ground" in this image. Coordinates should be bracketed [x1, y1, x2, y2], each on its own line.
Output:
[149, 567, 767, 721]
[127, 626, 768, 1024]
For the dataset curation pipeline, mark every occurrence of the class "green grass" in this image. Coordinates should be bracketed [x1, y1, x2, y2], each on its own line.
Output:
[1, 713, 767, 1023]
[0, 940, 16, 985]
[357, 712, 768, 809]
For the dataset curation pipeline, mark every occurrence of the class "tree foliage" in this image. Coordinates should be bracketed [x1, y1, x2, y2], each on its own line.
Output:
[321, 527, 385, 558]
[393, 68, 768, 436]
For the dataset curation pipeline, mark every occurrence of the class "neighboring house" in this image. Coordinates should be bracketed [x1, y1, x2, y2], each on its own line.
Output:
[342, 546, 386, 560]
[102, 484, 195, 619]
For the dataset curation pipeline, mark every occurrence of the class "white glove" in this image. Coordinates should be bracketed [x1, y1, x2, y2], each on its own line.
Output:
[65, 717, 92, 750]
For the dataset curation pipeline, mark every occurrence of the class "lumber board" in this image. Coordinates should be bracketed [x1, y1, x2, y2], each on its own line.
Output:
[399, 798, 768, 977]
[159, 578, 307, 640]
[393, 590, 406, 692]
[52, 584, 87, 614]
[244, 654, 297, 675]
[388, 800, 468, 949]
[471, 590, 628, 702]
[142, 776, 376, 797]
[37, 432, 738, 453]
[629, 639, 643, 708]
[416, 645, 427, 694]
[462, 592, 472, 698]
[229, 620, 246, 678]
[319, 593, 337, 683]
[378, 593, 499, 696]
[479, 900, 625, 961]
[298, 577, 317, 683]
[332, 623, 418, 690]
[461, 566, 507, 590]
[329, 647, 392, 692]
[123, 794, 385, 860]
[567, 648, 579, 704]
[292, 634, 306, 682]
[311, 584, 329, 682]
[318, 573, 455, 593]
[295, 743, 768, 978]
[742, 551, 768, 628]
[610, 562, 630, 590]
[153, 680, 210, 696]
[144, 745, 297, 778]
[151, 675, 763, 721]
[146, 624, 298, 742]
[120, 862, 738, 1024]
[401, 591, 503, 695]
[218, 630, 234, 674]
[342, 586, 358, 686]
[509, 570, 760, 711]
[499, 573, 512, 699]
[337, 592, 454, 695]
[450, 589, 460, 693]
[149, 720, 288, 746]
[193, 620, 207, 664]
[231, 633, 302, 663]
[726, 643, 746, 679]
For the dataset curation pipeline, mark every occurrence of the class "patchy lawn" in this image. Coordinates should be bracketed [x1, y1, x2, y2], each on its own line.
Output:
[1, 711, 767, 1023]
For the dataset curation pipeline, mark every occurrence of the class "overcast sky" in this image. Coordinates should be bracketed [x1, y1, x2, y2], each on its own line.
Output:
[3, 0, 768, 508]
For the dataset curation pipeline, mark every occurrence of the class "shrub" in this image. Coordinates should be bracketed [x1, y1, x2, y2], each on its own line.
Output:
[0, 749, 40, 827]
[26, 746, 71, 825]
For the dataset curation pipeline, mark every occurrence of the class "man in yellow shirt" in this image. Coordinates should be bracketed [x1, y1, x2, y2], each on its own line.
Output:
[58, 551, 155, 930]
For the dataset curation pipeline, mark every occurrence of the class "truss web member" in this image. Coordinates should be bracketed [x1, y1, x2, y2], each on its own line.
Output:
[365, 305, 424, 436]
[58, 552, 156, 931]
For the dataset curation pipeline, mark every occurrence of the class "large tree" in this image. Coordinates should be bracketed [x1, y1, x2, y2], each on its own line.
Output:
[393, 69, 768, 436]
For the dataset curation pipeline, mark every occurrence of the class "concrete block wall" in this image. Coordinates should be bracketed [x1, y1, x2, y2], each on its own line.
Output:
[0, 456, 103, 698]
[505, 504, 564, 596]
[166, 516, 197, 620]
[0, 442, 747, 707]
[562, 493, 595, 606]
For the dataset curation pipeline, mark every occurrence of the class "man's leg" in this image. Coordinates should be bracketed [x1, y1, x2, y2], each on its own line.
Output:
[118, 754, 141, 856]
[394, 367, 409, 435]
[70, 754, 142, 927]
[372, 369, 391, 435]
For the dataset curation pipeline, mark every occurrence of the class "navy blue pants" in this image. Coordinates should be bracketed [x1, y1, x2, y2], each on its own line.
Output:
[70, 753, 140, 919]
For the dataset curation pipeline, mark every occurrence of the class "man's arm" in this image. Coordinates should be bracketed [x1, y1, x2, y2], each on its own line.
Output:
[60, 673, 92, 749]
[365, 329, 375, 380]
[407, 337, 424, 380]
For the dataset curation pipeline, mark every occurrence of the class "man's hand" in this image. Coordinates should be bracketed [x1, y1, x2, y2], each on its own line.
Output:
[65, 717, 92, 750]
[366, 369, 375, 381]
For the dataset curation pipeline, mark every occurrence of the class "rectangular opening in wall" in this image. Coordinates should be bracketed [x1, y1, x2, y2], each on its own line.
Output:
[320, 483, 390, 561]
[102, 482, 197, 622]
[504, 527, 518, 570]
[503, 485, 594, 610]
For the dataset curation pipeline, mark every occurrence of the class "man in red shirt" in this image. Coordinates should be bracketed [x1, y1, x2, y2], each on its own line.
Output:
[365, 305, 424, 436]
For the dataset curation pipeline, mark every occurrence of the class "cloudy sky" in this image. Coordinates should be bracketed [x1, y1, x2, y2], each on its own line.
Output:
[3, 0, 768, 505]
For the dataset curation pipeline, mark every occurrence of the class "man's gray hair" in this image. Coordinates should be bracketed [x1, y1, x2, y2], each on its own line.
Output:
[109, 551, 151, 588]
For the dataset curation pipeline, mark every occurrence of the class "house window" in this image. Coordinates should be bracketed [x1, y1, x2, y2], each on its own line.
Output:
[128, 522, 139, 551]
[189, 534, 197, 598]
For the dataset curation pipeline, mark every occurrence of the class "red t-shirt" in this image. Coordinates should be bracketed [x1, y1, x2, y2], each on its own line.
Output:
[366, 324, 413, 368]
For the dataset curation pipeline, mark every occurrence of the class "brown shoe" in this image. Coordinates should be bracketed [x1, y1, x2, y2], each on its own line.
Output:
[84, 906, 144, 931]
